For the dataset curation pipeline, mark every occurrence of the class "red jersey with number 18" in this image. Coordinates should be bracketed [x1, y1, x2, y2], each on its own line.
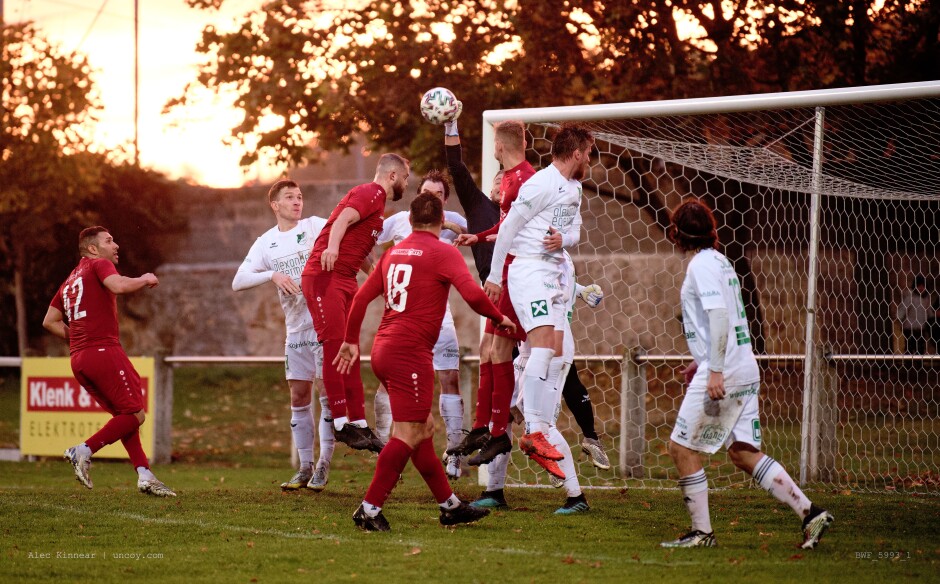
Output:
[49, 257, 121, 354]
[345, 231, 503, 352]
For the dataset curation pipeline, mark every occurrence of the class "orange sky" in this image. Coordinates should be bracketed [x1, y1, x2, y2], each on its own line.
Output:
[8, 0, 281, 188]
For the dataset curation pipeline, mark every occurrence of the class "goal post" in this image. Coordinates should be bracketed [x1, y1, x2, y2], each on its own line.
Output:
[479, 81, 940, 493]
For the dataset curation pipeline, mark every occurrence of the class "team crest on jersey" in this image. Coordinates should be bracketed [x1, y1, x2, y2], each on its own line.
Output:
[530, 300, 548, 317]
[297, 232, 307, 245]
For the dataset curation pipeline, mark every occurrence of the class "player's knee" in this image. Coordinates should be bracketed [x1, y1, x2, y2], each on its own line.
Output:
[134, 410, 146, 425]
[728, 442, 760, 470]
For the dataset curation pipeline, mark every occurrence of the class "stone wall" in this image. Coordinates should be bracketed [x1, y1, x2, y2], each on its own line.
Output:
[111, 179, 923, 360]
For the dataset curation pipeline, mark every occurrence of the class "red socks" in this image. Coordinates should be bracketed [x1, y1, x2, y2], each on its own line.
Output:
[86, 414, 140, 453]
[364, 438, 413, 508]
[473, 361, 494, 429]
[490, 361, 515, 437]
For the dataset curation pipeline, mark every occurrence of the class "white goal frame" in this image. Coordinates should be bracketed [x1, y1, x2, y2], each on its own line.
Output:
[480, 81, 940, 492]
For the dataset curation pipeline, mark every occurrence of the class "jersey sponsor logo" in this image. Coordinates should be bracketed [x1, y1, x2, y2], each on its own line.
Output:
[699, 290, 720, 297]
[698, 424, 728, 447]
[272, 251, 310, 280]
[551, 205, 576, 229]
[269, 242, 278, 248]
[727, 385, 758, 400]
[390, 248, 423, 256]
[287, 339, 322, 350]
[530, 300, 548, 317]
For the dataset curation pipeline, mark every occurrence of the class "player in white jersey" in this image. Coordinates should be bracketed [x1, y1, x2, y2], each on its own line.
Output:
[232, 179, 335, 492]
[474, 251, 604, 512]
[486, 125, 594, 478]
[374, 170, 469, 478]
[661, 198, 833, 550]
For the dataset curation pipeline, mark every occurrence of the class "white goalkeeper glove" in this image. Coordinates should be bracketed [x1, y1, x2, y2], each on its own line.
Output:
[577, 283, 604, 308]
[444, 99, 462, 136]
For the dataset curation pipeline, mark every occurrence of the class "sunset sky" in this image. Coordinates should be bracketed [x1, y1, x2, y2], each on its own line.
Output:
[7, 0, 280, 187]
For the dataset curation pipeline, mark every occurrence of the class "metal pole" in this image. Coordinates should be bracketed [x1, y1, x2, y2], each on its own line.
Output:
[134, 0, 139, 166]
[799, 106, 826, 486]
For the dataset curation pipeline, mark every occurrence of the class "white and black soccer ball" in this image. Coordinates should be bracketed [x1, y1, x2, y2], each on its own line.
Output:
[420, 87, 462, 125]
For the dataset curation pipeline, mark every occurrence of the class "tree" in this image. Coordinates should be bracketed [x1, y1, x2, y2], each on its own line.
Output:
[0, 22, 102, 356]
[177, 1, 936, 174]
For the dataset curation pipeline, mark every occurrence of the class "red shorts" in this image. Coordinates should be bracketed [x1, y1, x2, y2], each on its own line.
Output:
[484, 256, 526, 342]
[302, 272, 359, 343]
[70, 346, 144, 415]
[371, 342, 435, 423]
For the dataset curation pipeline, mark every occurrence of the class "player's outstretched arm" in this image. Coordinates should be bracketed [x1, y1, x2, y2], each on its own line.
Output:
[322, 207, 361, 271]
[334, 342, 360, 375]
[42, 306, 69, 341]
[102, 273, 158, 295]
[232, 239, 275, 292]
[339, 254, 386, 374]
[486, 207, 527, 288]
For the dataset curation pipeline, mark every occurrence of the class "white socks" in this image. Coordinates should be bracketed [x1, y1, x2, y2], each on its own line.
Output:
[332, 416, 349, 432]
[439, 394, 464, 451]
[439, 494, 460, 510]
[487, 442, 512, 491]
[522, 347, 555, 435]
[317, 396, 335, 465]
[753, 455, 812, 518]
[679, 469, 712, 534]
[362, 501, 381, 518]
[548, 426, 580, 497]
[290, 405, 315, 467]
[136, 466, 155, 481]
[374, 388, 392, 443]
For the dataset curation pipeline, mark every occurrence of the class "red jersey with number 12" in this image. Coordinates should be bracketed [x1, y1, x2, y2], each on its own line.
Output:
[304, 182, 387, 279]
[49, 257, 121, 354]
[345, 231, 503, 351]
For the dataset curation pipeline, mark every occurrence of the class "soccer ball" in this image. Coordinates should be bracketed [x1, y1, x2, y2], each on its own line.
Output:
[420, 87, 462, 125]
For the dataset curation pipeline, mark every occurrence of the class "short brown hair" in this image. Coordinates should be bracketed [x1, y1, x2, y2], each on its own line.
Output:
[268, 179, 299, 204]
[376, 152, 410, 175]
[418, 169, 451, 201]
[494, 120, 525, 152]
[668, 199, 719, 252]
[78, 226, 109, 255]
[551, 124, 594, 161]
[409, 192, 444, 229]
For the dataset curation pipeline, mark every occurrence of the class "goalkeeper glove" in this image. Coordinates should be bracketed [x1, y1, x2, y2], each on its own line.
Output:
[578, 284, 604, 308]
[444, 100, 462, 136]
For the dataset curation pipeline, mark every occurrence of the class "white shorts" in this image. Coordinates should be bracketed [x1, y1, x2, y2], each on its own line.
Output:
[670, 382, 762, 455]
[507, 258, 566, 333]
[432, 314, 460, 371]
[285, 327, 323, 381]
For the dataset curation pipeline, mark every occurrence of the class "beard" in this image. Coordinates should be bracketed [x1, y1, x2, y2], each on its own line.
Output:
[392, 180, 405, 201]
[571, 161, 589, 181]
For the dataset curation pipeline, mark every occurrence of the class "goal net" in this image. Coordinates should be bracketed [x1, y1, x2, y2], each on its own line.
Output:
[480, 82, 940, 493]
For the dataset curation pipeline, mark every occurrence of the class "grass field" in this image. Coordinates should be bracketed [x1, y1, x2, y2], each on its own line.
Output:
[1, 367, 939, 583]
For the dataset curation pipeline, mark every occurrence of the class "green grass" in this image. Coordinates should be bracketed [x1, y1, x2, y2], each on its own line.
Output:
[1, 366, 939, 582]
[1, 461, 938, 583]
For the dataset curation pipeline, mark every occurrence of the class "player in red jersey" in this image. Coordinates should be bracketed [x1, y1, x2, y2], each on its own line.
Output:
[335, 193, 517, 531]
[42, 227, 175, 497]
[451, 120, 535, 465]
[301, 153, 410, 452]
